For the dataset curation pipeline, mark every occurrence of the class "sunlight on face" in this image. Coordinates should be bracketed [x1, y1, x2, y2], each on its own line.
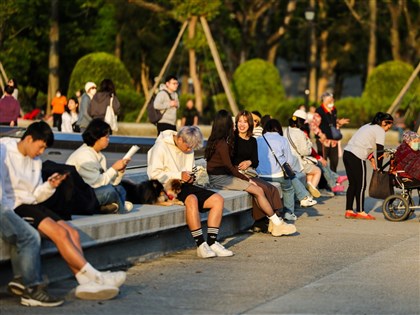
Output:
[237, 115, 250, 134]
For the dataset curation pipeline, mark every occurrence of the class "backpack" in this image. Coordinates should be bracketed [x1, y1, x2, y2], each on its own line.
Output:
[147, 90, 172, 124]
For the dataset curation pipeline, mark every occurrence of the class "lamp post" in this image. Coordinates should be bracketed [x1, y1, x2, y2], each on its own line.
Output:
[304, 7, 315, 108]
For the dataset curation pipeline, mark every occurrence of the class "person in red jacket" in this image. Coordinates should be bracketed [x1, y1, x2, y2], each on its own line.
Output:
[393, 131, 420, 181]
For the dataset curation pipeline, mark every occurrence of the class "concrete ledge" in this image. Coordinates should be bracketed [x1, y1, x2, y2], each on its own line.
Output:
[0, 181, 278, 285]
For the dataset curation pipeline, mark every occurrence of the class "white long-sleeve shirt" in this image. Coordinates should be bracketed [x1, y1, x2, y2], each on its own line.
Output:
[0, 137, 56, 210]
[147, 130, 195, 184]
[66, 144, 123, 188]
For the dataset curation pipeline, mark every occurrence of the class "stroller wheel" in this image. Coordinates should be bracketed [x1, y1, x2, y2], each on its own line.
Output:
[382, 194, 410, 221]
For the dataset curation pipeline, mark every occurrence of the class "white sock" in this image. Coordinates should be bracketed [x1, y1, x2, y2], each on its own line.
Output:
[75, 263, 100, 285]
[268, 213, 282, 226]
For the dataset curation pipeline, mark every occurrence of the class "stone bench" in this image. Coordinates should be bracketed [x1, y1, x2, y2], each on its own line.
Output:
[0, 167, 281, 285]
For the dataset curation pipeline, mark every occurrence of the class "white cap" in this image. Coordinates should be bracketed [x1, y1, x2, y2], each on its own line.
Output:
[292, 109, 307, 121]
[84, 82, 96, 93]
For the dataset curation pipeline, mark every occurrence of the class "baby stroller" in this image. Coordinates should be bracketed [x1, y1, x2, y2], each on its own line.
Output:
[381, 148, 420, 221]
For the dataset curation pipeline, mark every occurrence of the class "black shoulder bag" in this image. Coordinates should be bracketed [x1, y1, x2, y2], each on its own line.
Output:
[262, 135, 295, 179]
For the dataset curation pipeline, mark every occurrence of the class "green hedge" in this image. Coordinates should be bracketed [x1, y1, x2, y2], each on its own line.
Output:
[362, 60, 420, 118]
[232, 58, 286, 115]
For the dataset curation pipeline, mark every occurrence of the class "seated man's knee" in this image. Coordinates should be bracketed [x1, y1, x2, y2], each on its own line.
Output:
[185, 194, 198, 208]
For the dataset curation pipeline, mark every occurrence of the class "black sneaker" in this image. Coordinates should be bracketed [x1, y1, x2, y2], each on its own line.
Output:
[8, 277, 25, 296]
[252, 217, 269, 233]
[100, 203, 119, 214]
[21, 285, 64, 307]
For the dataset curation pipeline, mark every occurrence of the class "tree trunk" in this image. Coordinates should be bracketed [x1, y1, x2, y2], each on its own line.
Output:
[308, 0, 317, 103]
[266, 0, 297, 64]
[47, 0, 59, 116]
[115, 31, 122, 59]
[317, 0, 336, 98]
[366, 0, 377, 77]
[140, 55, 150, 99]
[387, 2, 401, 61]
[188, 16, 203, 113]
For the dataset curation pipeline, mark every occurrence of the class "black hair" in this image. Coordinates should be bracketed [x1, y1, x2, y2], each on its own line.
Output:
[288, 115, 305, 128]
[8, 78, 17, 88]
[99, 79, 116, 96]
[82, 118, 112, 146]
[261, 115, 272, 128]
[263, 119, 283, 136]
[204, 109, 234, 160]
[251, 110, 262, 118]
[370, 112, 394, 125]
[21, 121, 54, 147]
[64, 97, 79, 114]
[165, 74, 178, 83]
[4, 85, 14, 95]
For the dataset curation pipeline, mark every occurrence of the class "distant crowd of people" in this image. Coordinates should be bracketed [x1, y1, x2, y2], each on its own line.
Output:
[1, 74, 420, 308]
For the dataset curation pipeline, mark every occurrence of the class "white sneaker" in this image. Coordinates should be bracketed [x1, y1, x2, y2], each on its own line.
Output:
[300, 196, 317, 207]
[197, 242, 217, 258]
[268, 220, 297, 237]
[307, 182, 321, 198]
[98, 271, 126, 288]
[75, 282, 119, 300]
[209, 242, 234, 257]
[124, 201, 133, 212]
[284, 212, 297, 221]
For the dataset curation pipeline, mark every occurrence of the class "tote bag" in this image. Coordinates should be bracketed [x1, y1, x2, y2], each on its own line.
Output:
[104, 96, 118, 131]
[369, 170, 394, 199]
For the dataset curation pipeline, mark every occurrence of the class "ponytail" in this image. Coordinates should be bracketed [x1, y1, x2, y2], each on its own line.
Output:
[371, 112, 393, 125]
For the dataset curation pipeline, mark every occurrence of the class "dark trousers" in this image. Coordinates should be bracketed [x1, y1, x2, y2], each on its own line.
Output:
[316, 139, 339, 172]
[343, 150, 367, 213]
[251, 177, 283, 220]
[156, 122, 176, 135]
[53, 113, 62, 131]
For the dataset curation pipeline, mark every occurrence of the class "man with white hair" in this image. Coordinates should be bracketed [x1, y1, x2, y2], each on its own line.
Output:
[76, 82, 97, 131]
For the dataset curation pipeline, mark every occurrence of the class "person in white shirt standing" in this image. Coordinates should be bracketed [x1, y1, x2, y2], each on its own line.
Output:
[343, 112, 394, 220]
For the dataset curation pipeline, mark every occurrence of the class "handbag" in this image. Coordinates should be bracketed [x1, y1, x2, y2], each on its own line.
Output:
[104, 96, 118, 131]
[369, 169, 394, 199]
[239, 167, 259, 178]
[72, 122, 81, 133]
[330, 125, 343, 140]
[281, 162, 296, 179]
[262, 135, 296, 179]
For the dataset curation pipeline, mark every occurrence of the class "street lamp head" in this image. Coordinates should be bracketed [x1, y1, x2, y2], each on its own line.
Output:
[305, 8, 315, 21]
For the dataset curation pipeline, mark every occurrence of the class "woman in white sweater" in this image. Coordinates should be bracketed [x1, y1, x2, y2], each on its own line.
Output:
[285, 110, 322, 198]
[66, 119, 132, 214]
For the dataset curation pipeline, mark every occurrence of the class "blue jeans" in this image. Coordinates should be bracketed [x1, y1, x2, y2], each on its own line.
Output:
[319, 162, 339, 189]
[261, 176, 295, 214]
[94, 184, 128, 214]
[0, 208, 43, 287]
[292, 173, 311, 201]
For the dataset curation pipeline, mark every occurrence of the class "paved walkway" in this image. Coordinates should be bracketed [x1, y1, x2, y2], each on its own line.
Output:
[1, 164, 419, 314]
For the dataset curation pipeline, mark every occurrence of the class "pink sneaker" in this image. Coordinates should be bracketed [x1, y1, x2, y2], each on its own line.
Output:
[332, 185, 345, 193]
[336, 176, 348, 184]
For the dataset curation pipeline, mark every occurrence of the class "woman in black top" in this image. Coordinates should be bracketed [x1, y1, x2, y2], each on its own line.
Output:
[232, 110, 283, 227]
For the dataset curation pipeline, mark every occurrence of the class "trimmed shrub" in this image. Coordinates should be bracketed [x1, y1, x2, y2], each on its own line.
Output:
[335, 97, 368, 127]
[232, 58, 286, 115]
[68, 52, 134, 95]
[274, 97, 306, 126]
[362, 61, 420, 118]
[117, 90, 144, 122]
[68, 52, 139, 122]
